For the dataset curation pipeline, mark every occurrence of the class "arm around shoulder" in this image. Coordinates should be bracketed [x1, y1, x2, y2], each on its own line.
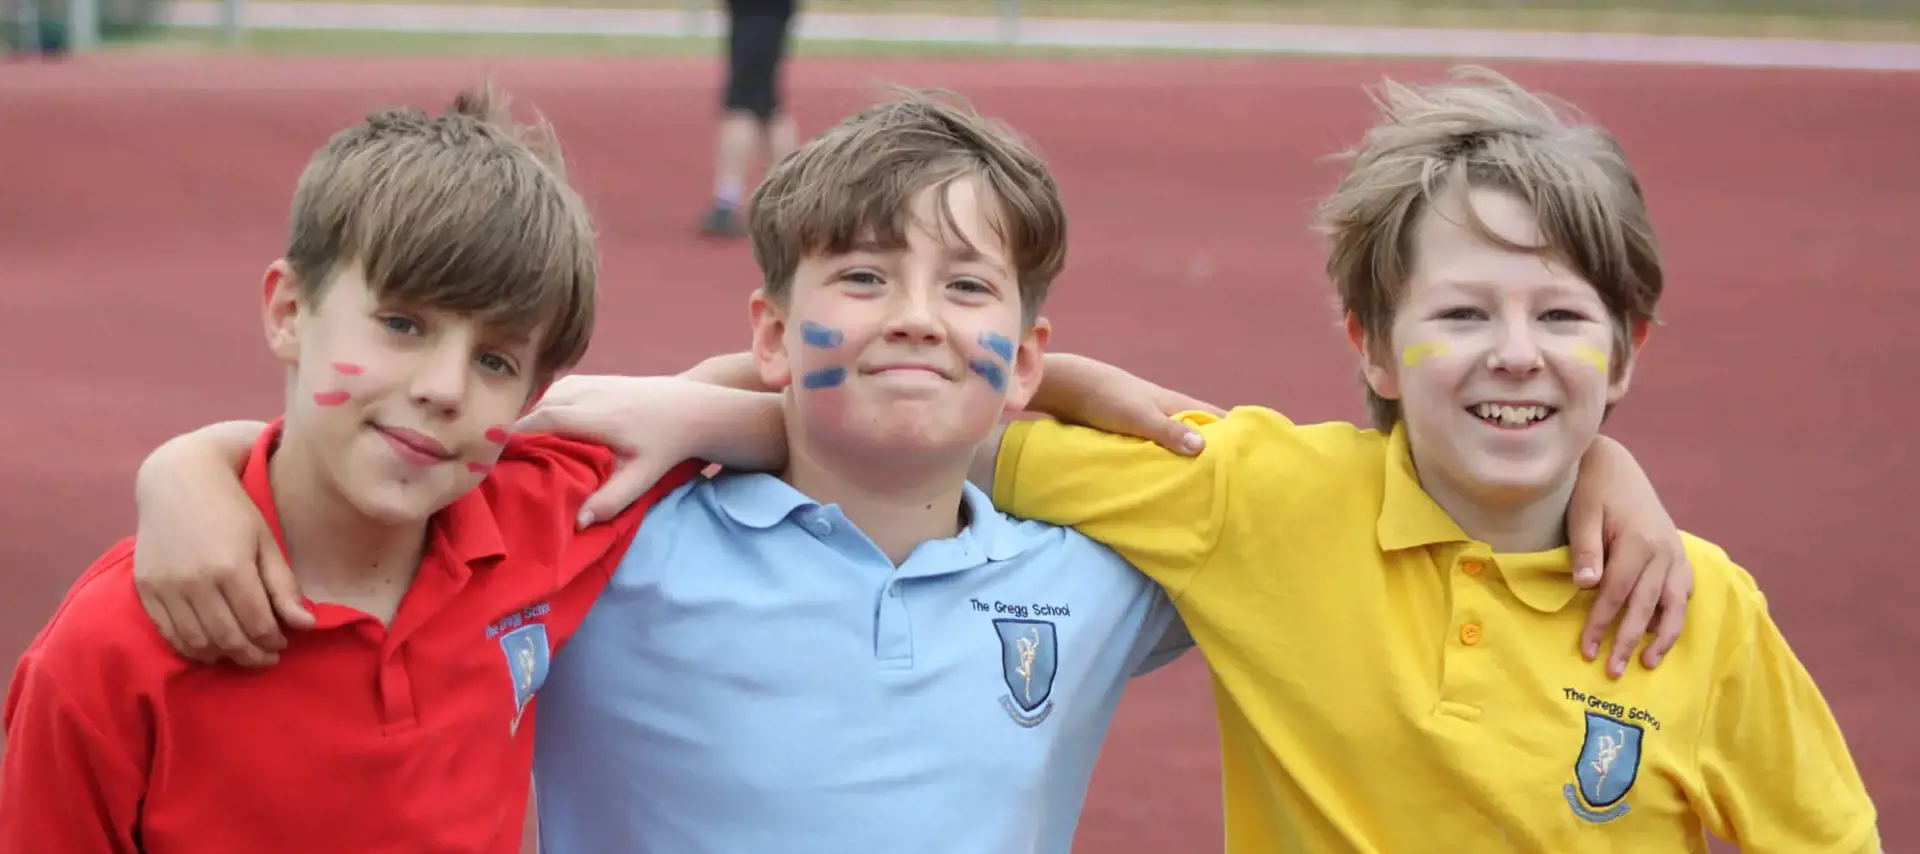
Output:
[985, 407, 1290, 596]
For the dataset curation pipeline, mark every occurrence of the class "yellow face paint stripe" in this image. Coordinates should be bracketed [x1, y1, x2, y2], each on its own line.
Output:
[1571, 344, 1610, 373]
[1401, 341, 1449, 367]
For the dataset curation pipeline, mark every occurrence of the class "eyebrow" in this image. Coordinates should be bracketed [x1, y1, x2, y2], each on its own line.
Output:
[1427, 278, 1602, 300]
[948, 246, 1013, 279]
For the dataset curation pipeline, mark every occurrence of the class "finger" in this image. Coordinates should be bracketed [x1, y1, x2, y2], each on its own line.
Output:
[1141, 412, 1206, 456]
[578, 459, 671, 528]
[163, 585, 216, 660]
[260, 536, 315, 630]
[1640, 576, 1691, 669]
[136, 583, 184, 654]
[512, 403, 570, 435]
[1607, 553, 1668, 679]
[1578, 536, 1645, 662]
[221, 564, 286, 654]
[1565, 493, 1607, 591]
[187, 584, 275, 668]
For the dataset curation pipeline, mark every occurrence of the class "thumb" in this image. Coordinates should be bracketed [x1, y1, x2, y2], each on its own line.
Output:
[259, 532, 315, 629]
[1159, 418, 1206, 456]
[513, 404, 565, 436]
[577, 458, 670, 528]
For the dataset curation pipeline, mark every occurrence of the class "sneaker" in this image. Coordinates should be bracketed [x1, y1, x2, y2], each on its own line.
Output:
[699, 205, 746, 239]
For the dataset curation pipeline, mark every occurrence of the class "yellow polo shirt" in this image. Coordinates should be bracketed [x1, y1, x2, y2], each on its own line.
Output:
[994, 406, 1878, 853]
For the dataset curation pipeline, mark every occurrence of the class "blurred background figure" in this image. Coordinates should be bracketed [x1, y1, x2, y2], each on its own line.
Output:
[701, 0, 800, 239]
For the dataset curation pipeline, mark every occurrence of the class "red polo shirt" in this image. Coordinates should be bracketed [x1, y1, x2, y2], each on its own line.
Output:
[0, 420, 699, 854]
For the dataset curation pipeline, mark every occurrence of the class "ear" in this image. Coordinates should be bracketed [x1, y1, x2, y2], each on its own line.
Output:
[1606, 317, 1653, 403]
[748, 289, 793, 391]
[1345, 312, 1400, 402]
[262, 260, 304, 366]
[1003, 317, 1051, 413]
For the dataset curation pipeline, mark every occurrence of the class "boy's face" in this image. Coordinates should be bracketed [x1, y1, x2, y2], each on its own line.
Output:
[1354, 186, 1645, 508]
[750, 176, 1048, 463]
[262, 262, 544, 524]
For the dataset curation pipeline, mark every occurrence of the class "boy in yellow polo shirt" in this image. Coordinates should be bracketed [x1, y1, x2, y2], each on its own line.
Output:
[984, 67, 1880, 851]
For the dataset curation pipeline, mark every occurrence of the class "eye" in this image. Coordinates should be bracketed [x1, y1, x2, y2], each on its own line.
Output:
[380, 314, 421, 335]
[1435, 306, 1486, 321]
[1540, 309, 1590, 323]
[949, 278, 992, 295]
[477, 352, 518, 376]
[840, 270, 884, 287]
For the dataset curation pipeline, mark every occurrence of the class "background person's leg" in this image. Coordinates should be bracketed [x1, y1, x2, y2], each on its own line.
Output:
[702, 3, 796, 238]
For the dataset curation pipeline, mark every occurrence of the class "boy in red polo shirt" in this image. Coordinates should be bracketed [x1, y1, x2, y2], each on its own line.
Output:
[0, 83, 696, 854]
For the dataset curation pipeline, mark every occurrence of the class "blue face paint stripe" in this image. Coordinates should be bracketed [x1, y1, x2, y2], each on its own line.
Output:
[801, 367, 848, 389]
[978, 332, 1015, 363]
[800, 323, 844, 349]
[969, 359, 1007, 392]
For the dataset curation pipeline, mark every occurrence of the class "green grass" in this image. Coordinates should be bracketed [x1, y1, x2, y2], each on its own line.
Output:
[256, 0, 1920, 41]
[113, 24, 1268, 58]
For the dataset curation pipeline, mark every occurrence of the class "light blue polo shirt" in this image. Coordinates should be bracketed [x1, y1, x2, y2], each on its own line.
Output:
[532, 470, 1188, 854]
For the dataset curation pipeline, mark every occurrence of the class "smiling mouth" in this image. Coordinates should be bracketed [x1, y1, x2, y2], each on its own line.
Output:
[868, 366, 950, 379]
[1469, 402, 1557, 429]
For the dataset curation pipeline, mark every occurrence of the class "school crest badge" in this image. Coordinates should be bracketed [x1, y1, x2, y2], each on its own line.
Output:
[994, 618, 1057, 727]
[499, 624, 551, 735]
[1564, 712, 1643, 823]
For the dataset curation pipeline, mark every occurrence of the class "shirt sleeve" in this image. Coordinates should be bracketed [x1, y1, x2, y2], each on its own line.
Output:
[485, 434, 706, 588]
[1694, 575, 1879, 853]
[992, 407, 1291, 598]
[1130, 606, 1195, 677]
[0, 648, 147, 853]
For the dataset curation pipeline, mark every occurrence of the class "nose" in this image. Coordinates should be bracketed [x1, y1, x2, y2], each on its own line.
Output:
[1488, 315, 1544, 376]
[410, 336, 471, 417]
[882, 280, 945, 346]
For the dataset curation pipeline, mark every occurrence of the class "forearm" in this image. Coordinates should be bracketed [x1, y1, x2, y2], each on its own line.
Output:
[134, 421, 265, 509]
[686, 387, 789, 472]
[680, 352, 770, 392]
[1022, 352, 1098, 416]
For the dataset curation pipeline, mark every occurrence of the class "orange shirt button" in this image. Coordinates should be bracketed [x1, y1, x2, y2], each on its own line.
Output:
[1460, 624, 1483, 645]
[1461, 560, 1484, 577]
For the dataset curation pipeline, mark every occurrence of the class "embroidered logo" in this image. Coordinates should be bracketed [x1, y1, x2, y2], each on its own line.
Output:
[1565, 711, 1643, 823]
[994, 618, 1057, 727]
[498, 623, 551, 735]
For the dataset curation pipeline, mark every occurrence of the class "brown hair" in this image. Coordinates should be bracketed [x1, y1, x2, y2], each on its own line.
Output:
[284, 80, 597, 379]
[1314, 65, 1664, 428]
[746, 87, 1066, 325]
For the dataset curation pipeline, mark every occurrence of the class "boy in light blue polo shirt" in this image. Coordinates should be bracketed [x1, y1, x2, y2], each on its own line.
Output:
[527, 91, 1191, 854]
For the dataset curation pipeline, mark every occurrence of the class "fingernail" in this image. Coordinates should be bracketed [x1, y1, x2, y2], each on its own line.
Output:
[577, 508, 594, 529]
[1583, 642, 1598, 660]
[1182, 433, 1205, 453]
[1647, 651, 1663, 667]
[1576, 567, 1597, 583]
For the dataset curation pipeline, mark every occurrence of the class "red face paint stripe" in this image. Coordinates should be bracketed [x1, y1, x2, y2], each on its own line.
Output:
[331, 362, 365, 376]
[313, 391, 351, 406]
[484, 427, 509, 444]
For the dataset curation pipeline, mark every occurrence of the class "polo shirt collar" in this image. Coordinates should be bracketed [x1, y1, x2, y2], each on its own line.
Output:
[1496, 548, 1581, 613]
[710, 471, 1025, 563]
[241, 419, 507, 572]
[1373, 421, 1581, 613]
[1375, 422, 1471, 553]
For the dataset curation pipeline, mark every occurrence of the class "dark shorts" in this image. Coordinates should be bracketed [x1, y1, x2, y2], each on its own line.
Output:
[723, 2, 795, 120]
